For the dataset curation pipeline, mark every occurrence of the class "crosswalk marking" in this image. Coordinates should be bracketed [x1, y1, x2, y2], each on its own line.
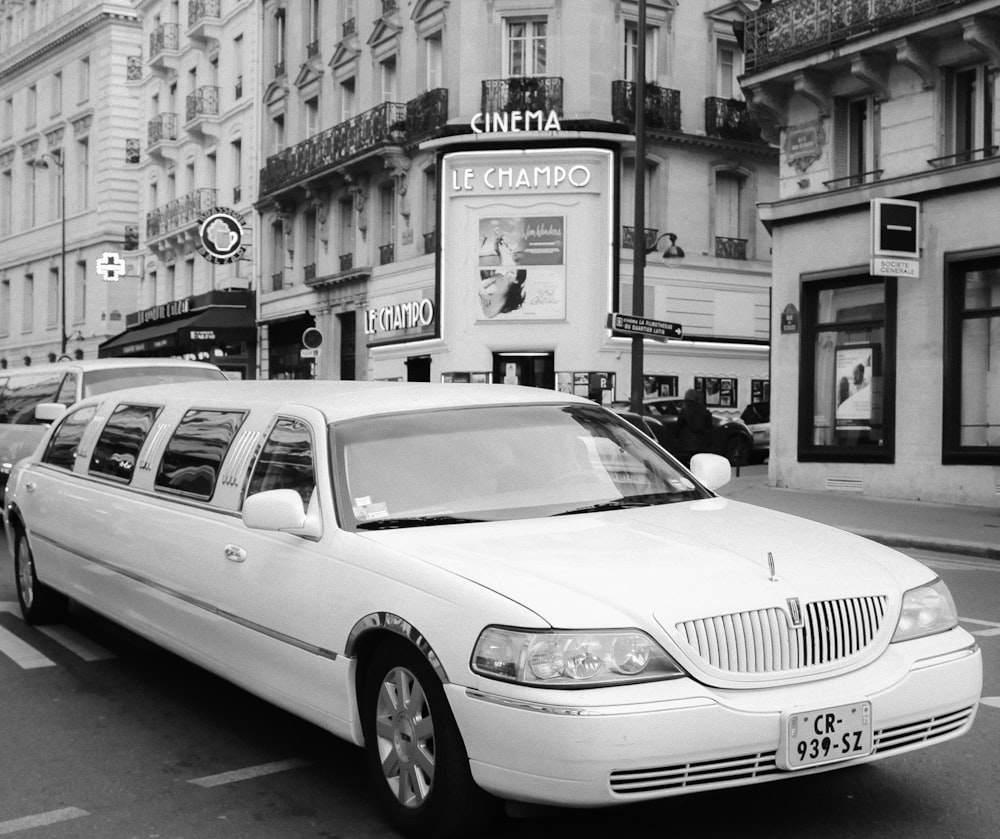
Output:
[188, 758, 312, 788]
[0, 807, 89, 836]
[37, 625, 115, 661]
[0, 601, 115, 666]
[0, 625, 56, 669]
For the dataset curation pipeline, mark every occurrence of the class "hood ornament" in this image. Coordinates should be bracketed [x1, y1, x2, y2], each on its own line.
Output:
[767, 551, 778, 582]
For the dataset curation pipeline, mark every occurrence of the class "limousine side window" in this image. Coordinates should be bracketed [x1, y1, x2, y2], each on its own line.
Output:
[42, 405, 97, 470]
[54, 372, 80, 406]
[89, 404, 162, 482]
[246, 418, 315, 507]
[0, 373, 65, 424]
[155, 409, 247, 500]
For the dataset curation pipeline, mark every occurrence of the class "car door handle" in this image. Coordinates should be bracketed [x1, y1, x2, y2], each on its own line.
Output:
[224, 544, 247, 563]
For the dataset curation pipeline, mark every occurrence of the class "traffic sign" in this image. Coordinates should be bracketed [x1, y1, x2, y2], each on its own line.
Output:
[607, 312, 682, 341]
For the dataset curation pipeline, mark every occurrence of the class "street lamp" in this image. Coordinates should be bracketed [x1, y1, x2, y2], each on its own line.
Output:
[32, 150, 67, 359]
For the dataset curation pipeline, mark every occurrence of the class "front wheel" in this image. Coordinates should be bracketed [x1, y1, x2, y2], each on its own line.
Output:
[361, 639, 499, 838]
[14, 529, 68, 625]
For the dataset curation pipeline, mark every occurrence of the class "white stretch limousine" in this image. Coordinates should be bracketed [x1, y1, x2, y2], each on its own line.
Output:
[4, 381, 982, 838]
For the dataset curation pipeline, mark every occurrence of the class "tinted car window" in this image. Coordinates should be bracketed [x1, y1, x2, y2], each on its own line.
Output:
[42, 405, 97, 470]
[246, 418, 315, 507]
[0, 373, 66, 424]
[89, 404, 162, 482]
[82, 366, 226, 398]
[155, 409, 246, 499]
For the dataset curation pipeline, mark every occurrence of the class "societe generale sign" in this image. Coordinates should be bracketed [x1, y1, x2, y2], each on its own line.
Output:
[870, 198, 920, 278]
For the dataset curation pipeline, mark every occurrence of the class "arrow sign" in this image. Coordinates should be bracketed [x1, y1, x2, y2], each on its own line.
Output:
[608, 312, 683, 341]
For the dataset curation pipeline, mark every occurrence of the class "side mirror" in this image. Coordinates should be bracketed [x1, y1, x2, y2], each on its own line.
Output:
[689, 453, 731, 491]
[243, 489, 321, 539]
[35, 403, 67, 424]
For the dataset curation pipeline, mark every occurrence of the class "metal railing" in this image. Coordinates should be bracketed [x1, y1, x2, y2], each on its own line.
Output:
[611, 81, 681, 132]
[147, 113, 179, 146]
[124, 224, 139, 251]
[379, 243, 395, 265]
[481, 76, 563, 116]
[704, 97, 763, 143]
[339, 253, 354, 272]
[715, 236, 748, 260]
[126, 55, 143, 82]
[822, 169, 883, 189]
[271, 271, 284, 291]
[928, 146, 998, 168]
[188, 0, 221, 28]
[149, 23, 179, 61]
[304, 263, 317, 283]
[186, 86, 220, 122]
[146, 188, 216, 239]
[406, 88, 448, 141]
[259, 102, 408, 197]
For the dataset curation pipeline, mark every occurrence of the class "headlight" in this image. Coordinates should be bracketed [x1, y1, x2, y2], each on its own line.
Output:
[891, 579, 958, 643]
[471, 627, 684, 687]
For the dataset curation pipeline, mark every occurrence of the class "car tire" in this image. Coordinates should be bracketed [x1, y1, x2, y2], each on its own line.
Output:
[724, 434, 750, 467]
[361, 638, 499, 839]
[14, 528, 68, 625]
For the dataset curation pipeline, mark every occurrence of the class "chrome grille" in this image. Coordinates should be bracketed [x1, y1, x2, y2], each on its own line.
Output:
[676, 596, 888, 673]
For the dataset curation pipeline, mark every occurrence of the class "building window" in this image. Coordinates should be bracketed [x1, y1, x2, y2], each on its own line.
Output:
[714, 170, 746, 258]
[51, 72, 62, 116]
[76, 137, 89, 211]
[0, 279, 10, 336]
[1, 97, 12, 139]
[26, 84, 36, 128]
[425, 31, 442, 90]
[25, 160, 37, 228]
[23, 273, 34, 333]
[234, 34, 244, 99]
[380, 56, 398, 103]
[74, 260, 86, 323]
[505, 18, 547, 76]
[624, 20, 655, 83]
[947, 65, 994, 162]
[340, 78, 356, 121]
[305, 96, 319, 137]
[184, 257, 195, 297]
[339, 196, 354, 265]
[0, 168, 11, 236]
[717, 43, 743, 100]
[834, 95, 878, 185]
[799, 274, 896, 462]
[47, 267, 58, 328]
[273, 8, 286, 75]
[78, 56, 90, 103]
[272, 113, 285, 154]
[308, 0, 320, 47]
[231, 138, 242, 203]
[943, 251, 1000, 463]
[379, 182, 396, 261]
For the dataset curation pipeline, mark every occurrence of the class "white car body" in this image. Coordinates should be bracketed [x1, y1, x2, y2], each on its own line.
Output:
[3, 381, 982, 835]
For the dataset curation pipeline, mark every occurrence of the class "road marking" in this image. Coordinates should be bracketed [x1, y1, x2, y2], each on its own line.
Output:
[37, 625, 115, 661]
[0, 602, 21, 616]
[960, 617, 1000, 627]
[0, 807, 89, 835]
[188, 758, 311, 788]
[918, 555, 1000, 573]
[981, 697, 1000, 710]
[0, 625, 56, 669]
[972, 628, 1000, 637]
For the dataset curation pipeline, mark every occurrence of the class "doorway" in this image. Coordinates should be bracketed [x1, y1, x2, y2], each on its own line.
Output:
[406, 355, 431, 382]
[492, 352, 555, 389]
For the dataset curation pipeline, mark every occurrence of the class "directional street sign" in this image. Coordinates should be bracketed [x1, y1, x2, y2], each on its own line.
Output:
[608, 312, 683, 341]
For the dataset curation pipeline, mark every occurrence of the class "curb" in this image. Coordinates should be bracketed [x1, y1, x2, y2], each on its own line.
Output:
[848, 529, 1000, 561]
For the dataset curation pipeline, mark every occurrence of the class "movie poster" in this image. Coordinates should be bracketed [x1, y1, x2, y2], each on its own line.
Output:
[476, 215, 565, 320]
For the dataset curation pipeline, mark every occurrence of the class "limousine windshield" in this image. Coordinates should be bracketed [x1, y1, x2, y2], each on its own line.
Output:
[332, 403, 709, 528]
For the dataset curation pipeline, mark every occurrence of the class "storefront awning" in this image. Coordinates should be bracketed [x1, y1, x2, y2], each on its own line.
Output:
[99, 307, 255, 357]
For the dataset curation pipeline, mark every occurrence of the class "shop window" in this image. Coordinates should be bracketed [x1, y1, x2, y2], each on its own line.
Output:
[750, 379, 770, 404]
[943, 252, 1000, 463]
[556, 371, 616, 403]
[799, 275, 896, 462]
[441, 372, 491, 384]
[644, 375, 678, 398]
[694, 376, 738, 409]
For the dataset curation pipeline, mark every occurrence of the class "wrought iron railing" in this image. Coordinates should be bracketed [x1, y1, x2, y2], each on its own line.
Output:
[715, 236, 748, 260]
[186, 86, 220, 122]
[259, 102, 408, 197]
[342, 18, 356, 38]
[126, 138, 140, 164]
[126, 55, 143, 82]
[304, 263, 317, 283]
[622, 226, 659, 251]
[124, 224, 139, 251]
[406, 88, 448, 141]
[822, 169, 883, 189]
[928, 146, 998, 168]
[704, 97, 763, 143]
[339, 253, 354, 272]
[744, 0, 977, 72]
[149, 23, 179, 61]
[423, 231, 436, 255]
[379, 243, 395, 265]
[188, 0, 221, 28]
[271, 271, 284, 291]
[146, 188, 216, 239]
[147, 113, 179, 146]
[611, 81, 681, 132]
[481, 76, 563, 116]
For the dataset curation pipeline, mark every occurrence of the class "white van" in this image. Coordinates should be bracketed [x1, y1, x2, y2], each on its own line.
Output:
[0, 358, 226, 493]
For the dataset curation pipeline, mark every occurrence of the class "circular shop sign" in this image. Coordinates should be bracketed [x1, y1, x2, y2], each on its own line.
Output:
[197, 207, 248, 264]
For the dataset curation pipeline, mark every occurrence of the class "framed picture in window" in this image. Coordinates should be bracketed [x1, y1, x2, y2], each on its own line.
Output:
[834, 344, 877, 428]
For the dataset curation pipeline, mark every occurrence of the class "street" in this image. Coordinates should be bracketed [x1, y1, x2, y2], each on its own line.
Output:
[1, 526, 997, 838]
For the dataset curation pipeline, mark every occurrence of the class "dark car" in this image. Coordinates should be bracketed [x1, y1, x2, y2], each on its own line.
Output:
[613, 396, 753, 466]
[740, 401, 770, 462]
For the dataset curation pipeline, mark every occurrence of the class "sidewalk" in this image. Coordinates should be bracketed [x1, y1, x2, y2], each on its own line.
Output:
[717, 467, 1000, 560]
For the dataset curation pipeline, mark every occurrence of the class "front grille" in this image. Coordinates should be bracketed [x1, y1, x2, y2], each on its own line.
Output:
[610, 705, 975, 796]
[677, 596, 888, 674]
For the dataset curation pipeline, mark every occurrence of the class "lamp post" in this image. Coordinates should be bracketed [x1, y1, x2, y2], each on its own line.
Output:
[32, 150, 67, 359]
[629, 0, 648, 413]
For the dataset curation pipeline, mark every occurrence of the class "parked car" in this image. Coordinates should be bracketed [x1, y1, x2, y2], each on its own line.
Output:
[0, 358, 227, 497]
[614, 396, 754, 466]
[5, 381, 981, 838]
[740, 401, 771, 462]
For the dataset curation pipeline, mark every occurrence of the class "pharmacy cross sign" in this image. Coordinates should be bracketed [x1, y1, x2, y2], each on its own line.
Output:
[96, 252, 125, 282]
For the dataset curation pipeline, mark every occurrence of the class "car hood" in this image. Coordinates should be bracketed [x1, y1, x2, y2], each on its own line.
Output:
[357, 498, 928, 633]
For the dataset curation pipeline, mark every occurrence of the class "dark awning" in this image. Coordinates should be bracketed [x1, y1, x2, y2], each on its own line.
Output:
[99, 306, 255, 356]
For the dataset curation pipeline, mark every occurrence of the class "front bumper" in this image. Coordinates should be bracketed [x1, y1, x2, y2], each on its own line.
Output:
[447, 629, 982, 806]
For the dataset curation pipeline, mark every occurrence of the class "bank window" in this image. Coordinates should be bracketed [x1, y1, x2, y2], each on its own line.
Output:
[155, 409, 247, 499]
[943, 253, 1000, 463]
[43, 404, 96, 470]
[799, 276, 896, 462]
[246, 417, 315, 508]
[505, 18, 547, 76]
[89, 404, 162, 482]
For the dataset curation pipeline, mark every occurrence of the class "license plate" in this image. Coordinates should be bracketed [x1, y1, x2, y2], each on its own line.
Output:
[779, 701, 873, 770]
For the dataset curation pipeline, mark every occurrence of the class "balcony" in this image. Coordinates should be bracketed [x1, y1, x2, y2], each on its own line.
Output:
[611, 81, 681, 132]
[744, 0, 978, 73]
[823, 169, 884, 189]
[124, 224, 139, 251]
[622, 226, 659, 251]
[481, 76, 563, 117]
[188, 0, 222, 44]
[126, 138, 140, 164]
[704, 97, 765, 144]
[379, 243, 395, 265]
[304, 263, 317, 283]
[147, 113, 180, 156]
[339, 253, 354, 272]
[126, 55, 143, 83]
[148, 23, 180, 72]
[259, 102, 408, 199]
[186, 86, 221, 138]
[146, 188, 217, 241]
[715, 236, 748, 260]
[406, 88, 448, 142]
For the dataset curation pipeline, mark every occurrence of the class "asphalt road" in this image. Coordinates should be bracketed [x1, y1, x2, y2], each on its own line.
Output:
[1, 534, 997, 839]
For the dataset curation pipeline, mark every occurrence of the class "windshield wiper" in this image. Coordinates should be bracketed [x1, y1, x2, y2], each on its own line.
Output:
[553, 491, 702, 516]
[356, 514, 486, 530]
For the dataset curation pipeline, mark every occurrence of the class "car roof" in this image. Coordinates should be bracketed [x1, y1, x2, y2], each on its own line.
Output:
[0, 358, 222, 377]
[81, 379, 592, 423]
